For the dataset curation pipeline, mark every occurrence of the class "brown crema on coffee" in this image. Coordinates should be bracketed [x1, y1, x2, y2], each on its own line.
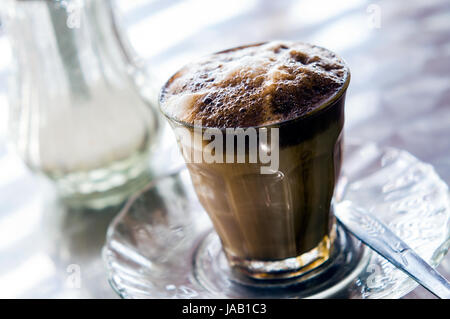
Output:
[160, 41, 349, 128]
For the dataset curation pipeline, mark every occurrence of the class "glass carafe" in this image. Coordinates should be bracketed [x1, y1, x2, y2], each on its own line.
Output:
[4, 0, 160, 208]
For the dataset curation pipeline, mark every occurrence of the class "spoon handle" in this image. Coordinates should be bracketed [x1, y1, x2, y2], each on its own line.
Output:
[335, 201, 450, 299]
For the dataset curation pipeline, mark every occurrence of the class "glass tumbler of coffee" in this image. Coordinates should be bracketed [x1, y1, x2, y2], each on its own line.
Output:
[159, 42, 350, 279]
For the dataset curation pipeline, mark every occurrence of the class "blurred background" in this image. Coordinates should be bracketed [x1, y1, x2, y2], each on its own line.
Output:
[0, 0, 449, 298]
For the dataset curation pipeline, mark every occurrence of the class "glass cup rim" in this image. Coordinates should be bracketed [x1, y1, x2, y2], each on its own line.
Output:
[159, 41, 351, 131]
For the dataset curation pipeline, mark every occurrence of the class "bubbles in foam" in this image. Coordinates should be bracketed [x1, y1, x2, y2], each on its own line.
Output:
[160, 41, 349, 128]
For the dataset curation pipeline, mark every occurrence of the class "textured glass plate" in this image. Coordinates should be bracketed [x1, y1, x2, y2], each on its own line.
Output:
[102, 143, 450, 298]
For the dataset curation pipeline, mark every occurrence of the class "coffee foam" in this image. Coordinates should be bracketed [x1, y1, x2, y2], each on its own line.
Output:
[160, 41, 349, 128]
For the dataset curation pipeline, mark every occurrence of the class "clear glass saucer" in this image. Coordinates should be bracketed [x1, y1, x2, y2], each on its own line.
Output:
[102, 142, 450, 299]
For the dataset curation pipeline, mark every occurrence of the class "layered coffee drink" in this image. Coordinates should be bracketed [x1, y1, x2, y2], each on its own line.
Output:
[160, 41, 350, 278]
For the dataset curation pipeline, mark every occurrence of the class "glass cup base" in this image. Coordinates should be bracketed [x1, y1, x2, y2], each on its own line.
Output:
[193, 224, 368, 296]
[224, 231, 334, 280]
